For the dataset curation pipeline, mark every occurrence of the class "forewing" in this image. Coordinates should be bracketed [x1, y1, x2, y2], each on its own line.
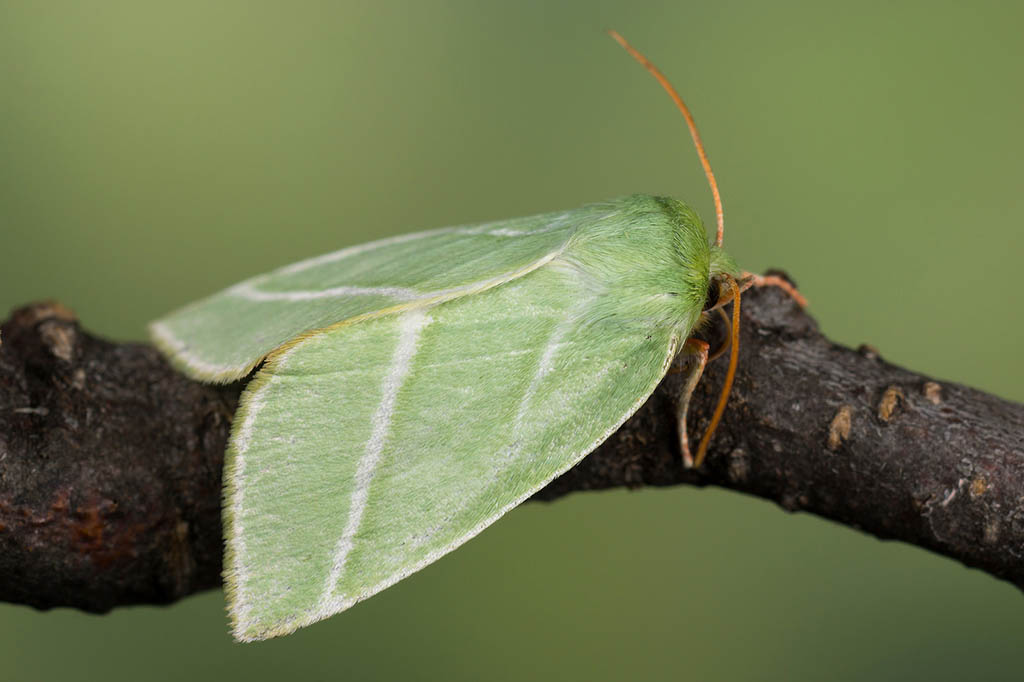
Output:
[150, 211, 580, 381]
[226, 264, 679, 641]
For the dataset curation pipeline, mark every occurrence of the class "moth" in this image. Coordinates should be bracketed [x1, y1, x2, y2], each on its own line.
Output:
[150, 32, 802, 641]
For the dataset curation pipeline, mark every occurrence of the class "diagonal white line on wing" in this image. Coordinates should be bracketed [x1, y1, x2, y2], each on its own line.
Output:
[510, 292, 592, 440]
[317, 307, 432, 609]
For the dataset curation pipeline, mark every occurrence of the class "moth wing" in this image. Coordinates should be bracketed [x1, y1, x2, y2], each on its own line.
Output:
[149, 210, 582, 382]
[226, 262, 679, 641]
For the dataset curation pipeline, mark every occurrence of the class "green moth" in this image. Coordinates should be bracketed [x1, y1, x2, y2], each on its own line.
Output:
[151, 32, 794, 642]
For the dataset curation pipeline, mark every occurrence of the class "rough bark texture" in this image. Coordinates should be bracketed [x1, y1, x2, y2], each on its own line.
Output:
[1, 279, 1022, 613]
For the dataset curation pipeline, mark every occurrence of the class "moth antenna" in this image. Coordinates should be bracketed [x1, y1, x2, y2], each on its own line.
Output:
[608, 30, 725, 247]
[694, 275, 740, 467]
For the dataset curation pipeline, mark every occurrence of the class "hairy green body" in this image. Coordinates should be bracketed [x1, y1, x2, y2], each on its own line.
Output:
[151, 194, 740, 640]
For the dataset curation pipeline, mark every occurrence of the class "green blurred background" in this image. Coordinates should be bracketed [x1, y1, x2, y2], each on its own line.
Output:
[1, 1, 1022, 680]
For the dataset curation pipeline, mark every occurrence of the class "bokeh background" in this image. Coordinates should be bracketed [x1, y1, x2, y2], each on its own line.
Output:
[2, 2, 1022, 680]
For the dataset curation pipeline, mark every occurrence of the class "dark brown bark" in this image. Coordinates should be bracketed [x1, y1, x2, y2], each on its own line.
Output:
[1, 278, 1021, 613]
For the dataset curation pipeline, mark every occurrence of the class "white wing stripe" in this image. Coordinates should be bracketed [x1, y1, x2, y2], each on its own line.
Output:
[228, 252, 564, 306]
[229, 281, 420, 302]
[319, 308, 432, 608]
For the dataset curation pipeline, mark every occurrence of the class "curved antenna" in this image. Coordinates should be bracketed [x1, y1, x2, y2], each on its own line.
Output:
[608, 30, 725, 247]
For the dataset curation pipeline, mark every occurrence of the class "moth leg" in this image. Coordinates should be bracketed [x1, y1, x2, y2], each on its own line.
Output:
[674, 337, 710, 468]
[706, 307, 732, 363]
[740, 272, 808, 308]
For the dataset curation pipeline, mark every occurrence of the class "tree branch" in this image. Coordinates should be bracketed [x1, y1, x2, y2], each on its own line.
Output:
[1, 277, 1022, 612]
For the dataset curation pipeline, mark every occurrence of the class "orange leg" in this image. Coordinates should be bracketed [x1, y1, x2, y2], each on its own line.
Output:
[706, 307, 731, 362]
[740, 272, 808, 308]
[674, 338, 710, 468]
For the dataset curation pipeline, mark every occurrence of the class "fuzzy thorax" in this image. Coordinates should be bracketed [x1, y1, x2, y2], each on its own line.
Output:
[557, 194, 730, 337]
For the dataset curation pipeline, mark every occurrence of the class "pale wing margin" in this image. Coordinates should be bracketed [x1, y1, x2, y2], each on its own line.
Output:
[149, 208, 587, 383]
[224, 260, 681, 641]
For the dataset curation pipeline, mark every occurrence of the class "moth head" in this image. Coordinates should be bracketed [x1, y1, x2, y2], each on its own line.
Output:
[706, 247, 741, 309]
